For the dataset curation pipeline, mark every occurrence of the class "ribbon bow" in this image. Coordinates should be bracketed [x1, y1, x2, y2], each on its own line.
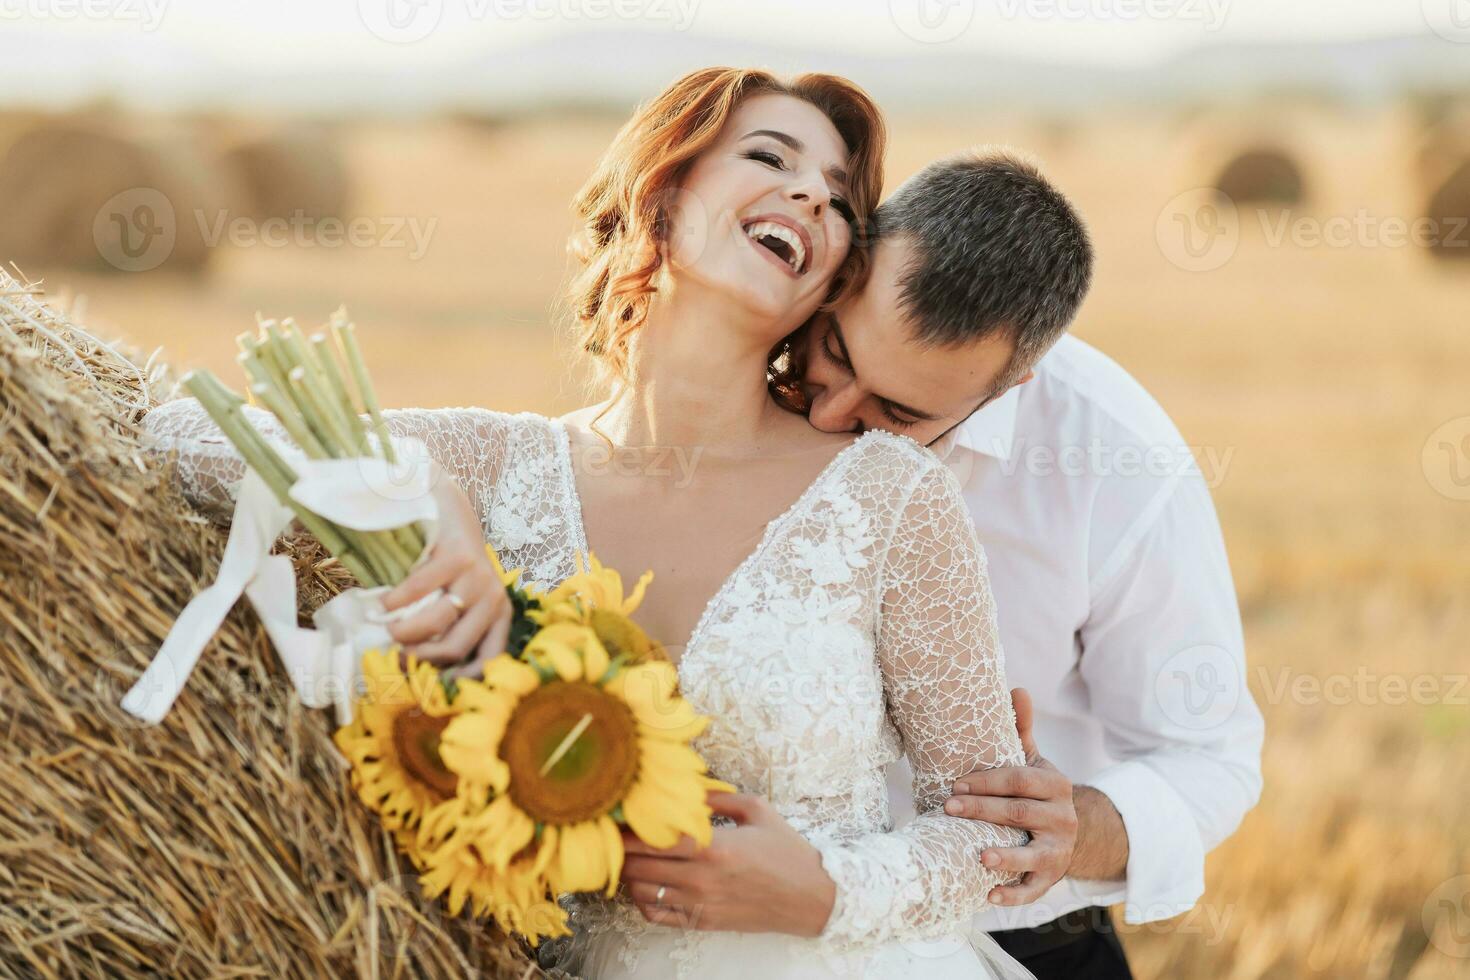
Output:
[122, 437, 443, 727]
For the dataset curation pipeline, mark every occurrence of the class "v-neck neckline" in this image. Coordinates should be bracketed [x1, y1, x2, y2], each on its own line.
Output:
[548, 419, 879, 664]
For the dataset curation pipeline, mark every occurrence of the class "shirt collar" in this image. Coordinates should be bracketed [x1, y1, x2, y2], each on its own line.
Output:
[952, 384, 1020, 459]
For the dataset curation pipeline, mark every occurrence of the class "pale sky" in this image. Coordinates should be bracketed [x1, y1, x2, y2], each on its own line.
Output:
[0, 0, 1455, 107]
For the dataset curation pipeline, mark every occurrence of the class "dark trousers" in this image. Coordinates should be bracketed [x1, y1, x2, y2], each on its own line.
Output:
[990, 906, 1134, 980]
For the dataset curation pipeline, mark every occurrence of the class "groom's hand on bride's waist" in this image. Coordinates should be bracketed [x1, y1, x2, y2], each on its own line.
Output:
[943, 687, 1079, 906]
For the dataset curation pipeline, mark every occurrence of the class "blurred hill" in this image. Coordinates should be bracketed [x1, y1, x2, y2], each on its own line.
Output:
[4, 29, 1470, 115]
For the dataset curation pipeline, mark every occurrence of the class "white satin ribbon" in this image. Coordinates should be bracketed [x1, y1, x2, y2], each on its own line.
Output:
[122, 436, 444, 727]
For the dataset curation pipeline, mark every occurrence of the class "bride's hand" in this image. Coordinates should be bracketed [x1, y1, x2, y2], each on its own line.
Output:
[380, 470, 511, 679]
[619, 790, 837, 937]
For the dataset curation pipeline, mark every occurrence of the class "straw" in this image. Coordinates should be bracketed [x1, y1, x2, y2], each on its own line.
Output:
[0, 268, 539, 977]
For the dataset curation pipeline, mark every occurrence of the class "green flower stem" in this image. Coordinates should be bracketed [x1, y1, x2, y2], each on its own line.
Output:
[287, 365, 356, 462]
[183, 370, 381, 586]
[286, 320, 359, 452]
[311, 334, 372, 456]
[330, 314, 427, 563]
[262, 325, 339, 456]
[334, 316, 397, 466]
[240, 355, 329, 459]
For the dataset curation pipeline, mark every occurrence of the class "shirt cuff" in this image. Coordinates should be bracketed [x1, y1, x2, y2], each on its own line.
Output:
[1087, 760, 1206, 924]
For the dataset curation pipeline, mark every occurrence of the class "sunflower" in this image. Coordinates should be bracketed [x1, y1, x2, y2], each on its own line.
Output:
[333, 648, 477, 863]
[418, 830, 571, 946]
[437, 622, 731, 899]
[533, 553, 669, 664]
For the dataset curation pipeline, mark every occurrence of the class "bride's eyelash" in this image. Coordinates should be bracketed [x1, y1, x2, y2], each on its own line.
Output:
[745, 149, 786, 170]
[747, 150, 857, 223]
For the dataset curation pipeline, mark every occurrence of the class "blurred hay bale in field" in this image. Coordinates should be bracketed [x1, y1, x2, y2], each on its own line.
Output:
[0, 121, 220, 274]
[0, 269, 535, 977]
[0, 108, 46, 154]
[1213, 146, 1307, 205]
[1410, 99, 1470, 207]
[1423, 159, 1470, 262]
[220, 128, 351, 224]
[444, 107, 509, 137]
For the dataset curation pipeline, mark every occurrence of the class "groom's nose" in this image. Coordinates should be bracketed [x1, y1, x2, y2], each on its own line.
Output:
[808, 379, 866, 434]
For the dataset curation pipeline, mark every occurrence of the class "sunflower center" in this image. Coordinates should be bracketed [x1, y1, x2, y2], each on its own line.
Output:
[391, 708, 458, 801]
[501, 680, 639, 825]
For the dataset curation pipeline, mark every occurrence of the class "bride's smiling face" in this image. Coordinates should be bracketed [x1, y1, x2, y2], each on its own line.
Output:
[665, 93, 858, 337]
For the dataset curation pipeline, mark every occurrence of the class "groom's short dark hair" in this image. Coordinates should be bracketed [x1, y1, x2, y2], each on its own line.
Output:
[876, 148, 1092, 388]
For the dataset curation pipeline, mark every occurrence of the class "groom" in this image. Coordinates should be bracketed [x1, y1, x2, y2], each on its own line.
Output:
[638, 150, 1264, 979]
[797, 150, 1264, 978]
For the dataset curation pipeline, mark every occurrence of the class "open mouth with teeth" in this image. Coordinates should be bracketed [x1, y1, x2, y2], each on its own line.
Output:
[742, 220, 808, 276]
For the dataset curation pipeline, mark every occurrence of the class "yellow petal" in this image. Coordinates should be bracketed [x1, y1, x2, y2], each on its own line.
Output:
[582, 628, 610, 683]
[529, 824, 558, 879]
[439, 712, 511, 791]
[550, 819, 609, 893]
[599, 814, 624, 897]
[482, 654, 542, 696]
[622, 569, 653, 615]
[622, 778, 682, 849]
[524, 624, 593, 682]
[470, 795, 536, 872]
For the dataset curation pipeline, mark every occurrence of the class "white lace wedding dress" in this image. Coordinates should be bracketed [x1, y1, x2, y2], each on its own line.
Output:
[142, 399, 1034, 980]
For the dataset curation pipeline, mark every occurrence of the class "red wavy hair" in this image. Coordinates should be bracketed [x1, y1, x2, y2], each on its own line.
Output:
[566, 67, 886, 394]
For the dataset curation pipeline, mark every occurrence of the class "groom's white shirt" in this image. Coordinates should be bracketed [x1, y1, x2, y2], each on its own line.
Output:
[883, 333, 1264, 932]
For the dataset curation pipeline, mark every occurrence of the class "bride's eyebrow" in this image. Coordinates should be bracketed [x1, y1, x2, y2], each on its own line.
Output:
[739, 129, 850, 195]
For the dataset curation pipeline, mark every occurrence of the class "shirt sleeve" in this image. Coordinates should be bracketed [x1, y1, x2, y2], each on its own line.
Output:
[812, 461, 1029, 951]
[1078, 471, 1265, 923]
[140, 395, 510, 526]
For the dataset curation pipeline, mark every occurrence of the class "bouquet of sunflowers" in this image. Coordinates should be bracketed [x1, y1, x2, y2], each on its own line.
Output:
[335, 554, 733, 944]
[127, 310, 731, 945]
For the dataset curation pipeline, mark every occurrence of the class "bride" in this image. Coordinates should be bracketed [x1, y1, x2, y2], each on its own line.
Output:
[143, 67, 1034, 979]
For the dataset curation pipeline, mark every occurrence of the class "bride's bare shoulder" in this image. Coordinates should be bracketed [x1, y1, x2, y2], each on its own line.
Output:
[556, 403, 609, 430]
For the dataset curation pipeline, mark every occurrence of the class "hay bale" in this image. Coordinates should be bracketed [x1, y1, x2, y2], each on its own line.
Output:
[0, 269, 536, 977]
[219, 129, 351, 224]
[1213, 147, 1307, 205]
[0, 122, 216, 274]
[1423, 160, 1470, 262]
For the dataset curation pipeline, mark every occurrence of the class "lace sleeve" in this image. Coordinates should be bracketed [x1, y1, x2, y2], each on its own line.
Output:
[140, 396, 509, 527]
[813, 460, 1029, 951]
